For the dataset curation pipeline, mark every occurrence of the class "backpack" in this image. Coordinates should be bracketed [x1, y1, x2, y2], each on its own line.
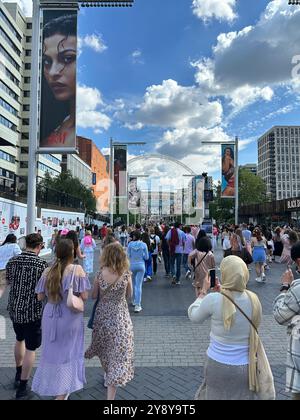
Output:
[149, 236, 157, 253]
[84, 236, 93, 246]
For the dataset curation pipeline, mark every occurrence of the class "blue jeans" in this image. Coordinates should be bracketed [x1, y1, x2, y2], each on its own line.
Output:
[131, 263, 145, 306]
[170, 253, 182, 281]
[144, 252, 153, 278]
[183, 254, 189, 273]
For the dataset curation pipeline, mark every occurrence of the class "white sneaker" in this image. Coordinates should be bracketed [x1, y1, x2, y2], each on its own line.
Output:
[134, 305, 142, 313]
[255, 277, 263, 283]
[185, 270, 190, 279]
[261, 273, 266, 282]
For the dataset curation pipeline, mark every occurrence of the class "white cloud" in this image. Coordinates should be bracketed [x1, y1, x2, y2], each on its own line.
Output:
[5, 0, 32, 16]
[78, 34, 107, 55]
[77, 84, 111, 130]
[131, 49, 144, 65]
[192, 0, 237, 23]
[194, 0, 300, 95]
[155, 126, 231, 160]
[229, 85, 274, 113]
[117, 79, 223, 129]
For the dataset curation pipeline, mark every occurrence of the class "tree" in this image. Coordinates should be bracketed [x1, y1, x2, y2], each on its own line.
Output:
[209, 169, 267, 223]
[239, 168, 267, 206]
[38, 171, 96, 213]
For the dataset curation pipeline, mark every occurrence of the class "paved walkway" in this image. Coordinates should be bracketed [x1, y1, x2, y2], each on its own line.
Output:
[0, 245, 291, 400]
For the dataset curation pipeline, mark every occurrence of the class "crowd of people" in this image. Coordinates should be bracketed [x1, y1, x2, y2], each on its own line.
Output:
[0, 218, 300, 401]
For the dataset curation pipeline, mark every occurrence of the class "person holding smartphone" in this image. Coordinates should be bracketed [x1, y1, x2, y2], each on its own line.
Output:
[188, 255, 263, 400]
[188, 237, 215, 297]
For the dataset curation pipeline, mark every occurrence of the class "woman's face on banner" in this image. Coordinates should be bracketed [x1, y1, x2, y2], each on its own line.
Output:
[43, 34, 76, 102]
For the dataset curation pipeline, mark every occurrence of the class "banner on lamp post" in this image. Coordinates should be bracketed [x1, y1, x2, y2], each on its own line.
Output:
[38, 9, 78, 153]
[221, 144, 235, 198]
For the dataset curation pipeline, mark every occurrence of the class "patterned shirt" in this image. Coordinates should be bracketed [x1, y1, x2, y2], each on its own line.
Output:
[7, 251, 48, 324]
[273, 279, 300, 393]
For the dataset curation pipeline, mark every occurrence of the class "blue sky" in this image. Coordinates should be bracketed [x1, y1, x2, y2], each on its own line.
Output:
[12, 0, 300, 181]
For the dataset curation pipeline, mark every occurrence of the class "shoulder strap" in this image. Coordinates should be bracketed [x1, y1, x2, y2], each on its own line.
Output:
[221, 292, 258, 334]
[193, 252, 208, 272]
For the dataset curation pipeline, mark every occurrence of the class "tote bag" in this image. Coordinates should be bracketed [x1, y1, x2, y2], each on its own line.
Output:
[67, 266, 84, 313]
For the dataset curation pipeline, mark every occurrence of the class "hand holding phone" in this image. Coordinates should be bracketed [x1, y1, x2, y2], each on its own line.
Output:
[209, 269, 216, 288]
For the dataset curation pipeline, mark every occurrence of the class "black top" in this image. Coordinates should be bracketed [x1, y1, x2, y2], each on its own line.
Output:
[7, 251, 48, 324]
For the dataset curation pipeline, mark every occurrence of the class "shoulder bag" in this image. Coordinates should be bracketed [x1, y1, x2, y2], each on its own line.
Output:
[87, 272, 121, 329]
[191, 252, 208, 283]
[221, 292, 275, 400]
[67, 265, 84, 313]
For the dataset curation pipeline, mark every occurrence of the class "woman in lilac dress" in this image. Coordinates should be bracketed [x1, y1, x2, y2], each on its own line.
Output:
[32, 239, 91, 400]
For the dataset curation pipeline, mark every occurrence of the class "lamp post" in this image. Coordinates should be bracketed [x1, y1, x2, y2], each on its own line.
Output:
[109, 139, 146, 227]
[26, 0, 135, 234]
[202, 136, 239, 225]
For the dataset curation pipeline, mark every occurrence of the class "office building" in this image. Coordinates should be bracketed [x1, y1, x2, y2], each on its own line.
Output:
[258, 126, 300, 200]
[77, 136, 109, 212]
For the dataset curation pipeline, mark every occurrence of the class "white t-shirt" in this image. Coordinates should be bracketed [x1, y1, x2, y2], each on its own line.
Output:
[149, 235, 161, 255]
[0, 243, 22, 270]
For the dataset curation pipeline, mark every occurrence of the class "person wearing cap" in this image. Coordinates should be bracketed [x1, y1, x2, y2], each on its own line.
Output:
[273, 241, 300, 400]
[6, 233, 48, 399]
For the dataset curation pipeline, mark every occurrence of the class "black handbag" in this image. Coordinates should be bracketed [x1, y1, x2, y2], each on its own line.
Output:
[241, 247, 253, 265]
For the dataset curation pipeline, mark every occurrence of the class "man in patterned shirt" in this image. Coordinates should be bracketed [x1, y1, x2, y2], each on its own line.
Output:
[7, 233, 48, 399]
[273, 241, 300, 401]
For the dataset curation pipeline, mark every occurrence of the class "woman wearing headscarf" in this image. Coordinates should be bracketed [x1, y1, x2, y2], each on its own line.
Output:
[188, 255, 262, 400]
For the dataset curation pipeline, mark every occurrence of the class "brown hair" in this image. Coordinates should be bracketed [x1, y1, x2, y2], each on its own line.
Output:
[100, 242, 129, 276]
[253, 228, 263, 242]
[45, 239, 74, 303]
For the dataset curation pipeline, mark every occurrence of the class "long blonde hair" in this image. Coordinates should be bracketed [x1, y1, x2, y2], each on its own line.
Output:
[100, 242, 129, 276]
[46, 239, 74, 303]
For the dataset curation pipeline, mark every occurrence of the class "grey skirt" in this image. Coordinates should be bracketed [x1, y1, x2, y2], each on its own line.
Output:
[195, 357, 256, 400]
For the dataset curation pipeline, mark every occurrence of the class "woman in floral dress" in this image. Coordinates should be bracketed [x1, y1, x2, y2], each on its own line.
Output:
[85, 242, 134, 400]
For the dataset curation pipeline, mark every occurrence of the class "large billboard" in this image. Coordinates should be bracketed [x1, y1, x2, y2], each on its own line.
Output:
[221, 144, 235, 198]
[113, 145, 127, 197]
[39, 9, 78, 152]
[128, 177, 140, 210]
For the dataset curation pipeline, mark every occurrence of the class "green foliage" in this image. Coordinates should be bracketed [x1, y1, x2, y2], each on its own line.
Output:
[38, 170, 96, 213]
[209, 169, 267, 223]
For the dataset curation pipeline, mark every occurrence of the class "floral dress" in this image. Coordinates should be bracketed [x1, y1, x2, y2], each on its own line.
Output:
[85, 271, 134, 387]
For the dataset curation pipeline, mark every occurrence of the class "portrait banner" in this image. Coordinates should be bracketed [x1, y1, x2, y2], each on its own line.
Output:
[113, 146, 127, 197]
[128, 177, 141, 210]
[221, 144, 235, 198]
[39, 9, 78, 153]
[193, 176, 204, 210]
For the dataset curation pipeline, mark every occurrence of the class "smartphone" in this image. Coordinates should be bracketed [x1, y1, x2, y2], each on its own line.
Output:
[209, 269, 216, 288]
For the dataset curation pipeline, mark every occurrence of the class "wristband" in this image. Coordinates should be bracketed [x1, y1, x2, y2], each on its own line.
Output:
[280, 284, 290, 292]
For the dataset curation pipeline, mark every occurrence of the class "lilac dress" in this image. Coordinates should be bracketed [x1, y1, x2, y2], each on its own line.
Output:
[32, 265, 91, 397]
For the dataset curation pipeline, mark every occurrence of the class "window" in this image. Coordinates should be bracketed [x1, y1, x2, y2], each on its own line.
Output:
[26, 36, 32, 43]
[0, 44, 20, 71]
[0, 150, 15, 163]
[27, 23, 32, 30]
[21, 132, 29, 140]
[0, 9, 22, 42]
[23, 91, 30, 98]
[0, 97, 18, 116]
[21, 147, 29, 154]
[0, 80, 18, 102]
[45, 154, 61, 165]
[0, 114, 17, 131]
[38, 162, 60, 177]
[23, 104, 30, 112]
[24, 77, 30, 84]
[20, 161, 28, 169]
[25, 50, 31, 57]
[25, 63, 31, 70]
[0, 27, 21, 56]
[22, 118, 29, 126]
[0, 64, 20, 87]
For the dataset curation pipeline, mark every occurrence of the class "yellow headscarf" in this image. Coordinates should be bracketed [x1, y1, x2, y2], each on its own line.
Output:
[220, 255, 262, 393]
